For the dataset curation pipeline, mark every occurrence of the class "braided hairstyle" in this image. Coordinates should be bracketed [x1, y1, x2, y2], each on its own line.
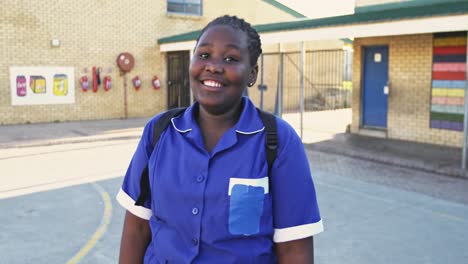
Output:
[196, 15, 262, 67]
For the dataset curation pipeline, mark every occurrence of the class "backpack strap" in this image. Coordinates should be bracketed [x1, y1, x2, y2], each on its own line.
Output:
[257, 108, 278, 175]
[135, 107, 187, 206]
[135, 107, 278, 206]
[152, 107, 187, 148]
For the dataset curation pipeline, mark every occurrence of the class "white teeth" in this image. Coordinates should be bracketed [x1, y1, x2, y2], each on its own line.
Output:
[203, 80, 222, 88]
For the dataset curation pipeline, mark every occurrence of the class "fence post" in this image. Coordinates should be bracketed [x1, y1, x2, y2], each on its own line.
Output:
[260, 54, 264, 110]
[300, 42, 305, 140]
[279, 52, 284, 118]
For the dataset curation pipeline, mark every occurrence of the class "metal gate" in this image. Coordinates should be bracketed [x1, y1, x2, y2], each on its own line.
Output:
[251, 49, 352, 115]
[167, 51, 191, 109]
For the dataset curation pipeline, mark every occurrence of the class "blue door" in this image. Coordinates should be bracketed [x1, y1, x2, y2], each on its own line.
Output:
[362, 46, 389, 128]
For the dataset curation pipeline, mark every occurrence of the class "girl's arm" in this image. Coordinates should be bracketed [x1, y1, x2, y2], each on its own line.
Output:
[275, 237, 314, 264]
[119, 211, 151, 264]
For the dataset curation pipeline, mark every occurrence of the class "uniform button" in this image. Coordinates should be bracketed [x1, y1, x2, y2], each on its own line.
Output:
[192, 207, 199, 215]
[192, 238, 199, 245]
[196, 175, 205, 182]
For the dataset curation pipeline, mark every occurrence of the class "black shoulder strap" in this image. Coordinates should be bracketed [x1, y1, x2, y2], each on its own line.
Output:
[136, 107, 278, 206]
[257, 108, 278, 174]
[135, 107, 187, 206]
[152, 107, 187, 147]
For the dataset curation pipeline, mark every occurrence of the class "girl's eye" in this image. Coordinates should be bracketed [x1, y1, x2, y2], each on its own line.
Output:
[199, 53, 209, 59]
[224, 57, 237, 62]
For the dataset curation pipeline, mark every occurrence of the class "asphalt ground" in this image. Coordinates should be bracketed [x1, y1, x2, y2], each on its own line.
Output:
[1, 144, 467, 264]
[1, 109, 468, 263]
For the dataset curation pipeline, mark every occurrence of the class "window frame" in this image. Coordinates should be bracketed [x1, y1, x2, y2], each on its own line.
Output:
[167, 0, 203, 16]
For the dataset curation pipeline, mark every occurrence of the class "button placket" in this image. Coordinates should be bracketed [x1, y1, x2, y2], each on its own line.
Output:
[190, 164, 208, 252]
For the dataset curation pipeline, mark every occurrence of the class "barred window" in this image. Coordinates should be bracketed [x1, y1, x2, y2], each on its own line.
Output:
[167, 0, 202, 16]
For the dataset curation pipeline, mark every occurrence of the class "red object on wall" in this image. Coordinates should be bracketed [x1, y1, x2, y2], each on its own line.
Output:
[432, 71, 466, 80]
[433, 46, 467, 55]
[152, 75, 161, 89]
[132, 76, 141, 90]
[92, 67, 98, 92]
[116, 53, 135, 73]
[80, 76, 89, 91]
[103, 76, 112, 91]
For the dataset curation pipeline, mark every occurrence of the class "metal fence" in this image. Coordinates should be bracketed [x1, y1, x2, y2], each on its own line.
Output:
[249, 49, 353, 115]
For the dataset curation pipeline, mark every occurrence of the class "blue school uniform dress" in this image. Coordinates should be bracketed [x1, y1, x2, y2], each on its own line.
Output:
[117, 97, 323, 263]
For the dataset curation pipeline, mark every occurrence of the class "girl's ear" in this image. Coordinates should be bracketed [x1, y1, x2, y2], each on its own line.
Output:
[248, 64, 259, 87]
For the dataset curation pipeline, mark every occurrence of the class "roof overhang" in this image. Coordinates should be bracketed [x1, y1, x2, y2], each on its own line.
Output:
[160, 14, 468, 52]
[260, 14, 468, 44]
[160, 40, 197, 52]
[159, 1, 468, 52]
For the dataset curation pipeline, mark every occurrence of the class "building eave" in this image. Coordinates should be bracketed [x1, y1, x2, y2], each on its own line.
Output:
[158, 1, 468, 51]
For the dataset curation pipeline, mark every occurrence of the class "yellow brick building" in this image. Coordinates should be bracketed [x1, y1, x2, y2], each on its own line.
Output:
[0, 0, 297, 125]
[160, 0, 467, 148]
[349, 1, 468, 147]
[351, 34, 464, 147]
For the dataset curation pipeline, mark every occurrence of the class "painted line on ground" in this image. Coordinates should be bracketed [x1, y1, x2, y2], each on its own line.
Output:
[66, 182, 113, 264]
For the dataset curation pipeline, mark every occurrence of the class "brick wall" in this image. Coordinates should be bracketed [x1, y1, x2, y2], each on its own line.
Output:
[352, 34, 463, 147]
[0, 0, 295, 125]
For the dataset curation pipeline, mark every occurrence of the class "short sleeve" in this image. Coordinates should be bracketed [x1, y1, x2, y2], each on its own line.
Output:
[270, 119, 323, 243]
[116, 119, 156, 220]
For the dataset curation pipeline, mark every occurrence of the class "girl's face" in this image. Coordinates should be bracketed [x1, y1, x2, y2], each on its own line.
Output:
[190, 25, 257, 114]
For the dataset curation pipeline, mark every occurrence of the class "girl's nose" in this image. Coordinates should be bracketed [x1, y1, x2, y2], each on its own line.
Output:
[204, 60, 224, 73]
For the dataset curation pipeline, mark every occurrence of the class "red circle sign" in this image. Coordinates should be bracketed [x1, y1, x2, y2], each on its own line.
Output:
[116, 52, 135, 73]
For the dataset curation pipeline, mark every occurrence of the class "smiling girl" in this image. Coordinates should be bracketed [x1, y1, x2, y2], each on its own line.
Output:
[117, 15, 323, 264]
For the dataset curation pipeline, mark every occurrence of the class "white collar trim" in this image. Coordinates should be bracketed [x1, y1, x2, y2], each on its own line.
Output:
[171, 117, 264, 135]
[171, 117, 192, 133]
[235, 127, 265, 135]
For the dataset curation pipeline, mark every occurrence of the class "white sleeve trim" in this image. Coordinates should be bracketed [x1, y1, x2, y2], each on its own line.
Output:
[273, 220, 324, 243]
[116, 188, 152, 220]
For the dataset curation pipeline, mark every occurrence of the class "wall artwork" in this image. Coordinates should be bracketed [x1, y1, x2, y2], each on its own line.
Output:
[430, 32, 467, 131]
[10, 66, 75, 105]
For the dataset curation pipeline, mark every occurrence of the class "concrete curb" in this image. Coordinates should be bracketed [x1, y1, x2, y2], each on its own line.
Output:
[0, 134, 141, 149]
[309, 144, 468, 179]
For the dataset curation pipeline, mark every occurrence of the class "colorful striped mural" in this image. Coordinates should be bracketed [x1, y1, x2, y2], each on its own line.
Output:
[430, 32, 467, 131]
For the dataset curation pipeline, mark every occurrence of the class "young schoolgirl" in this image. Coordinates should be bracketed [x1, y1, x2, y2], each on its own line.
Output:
[117, 15, 323, 263]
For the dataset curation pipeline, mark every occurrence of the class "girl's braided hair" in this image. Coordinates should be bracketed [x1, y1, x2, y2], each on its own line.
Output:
[196, 15, 262, 66]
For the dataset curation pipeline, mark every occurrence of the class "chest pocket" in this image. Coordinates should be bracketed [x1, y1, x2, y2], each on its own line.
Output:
[228, 177, 269, 235]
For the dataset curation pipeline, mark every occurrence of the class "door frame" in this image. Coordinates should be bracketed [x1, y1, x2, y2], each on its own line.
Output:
[166, 51, 191, 109]
[360, 45, 389, 129]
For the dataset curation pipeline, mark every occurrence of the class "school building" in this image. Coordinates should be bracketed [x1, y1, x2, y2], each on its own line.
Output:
[3, 0, 468, 149]
[160, 0, 468, 148]
[1, 0, 309, 125]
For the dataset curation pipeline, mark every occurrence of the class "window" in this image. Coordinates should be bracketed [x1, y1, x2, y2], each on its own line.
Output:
[167, 0, 202, 16]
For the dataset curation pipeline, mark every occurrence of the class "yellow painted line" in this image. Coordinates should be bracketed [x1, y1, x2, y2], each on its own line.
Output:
[66, 183, 113, 264]
[432, 88, 465, 97]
